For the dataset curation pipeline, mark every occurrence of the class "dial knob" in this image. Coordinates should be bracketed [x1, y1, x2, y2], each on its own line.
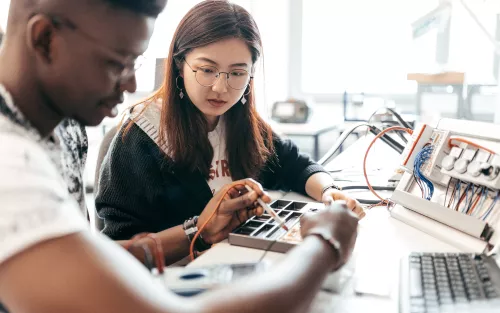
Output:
[441, 155, 456, 171]
[454, 158, 469, 174]
[467, 161, 482, 177]
[481, 164, 500, 181]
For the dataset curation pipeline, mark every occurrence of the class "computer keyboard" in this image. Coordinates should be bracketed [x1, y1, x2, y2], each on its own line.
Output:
[408, 252, 499, 312]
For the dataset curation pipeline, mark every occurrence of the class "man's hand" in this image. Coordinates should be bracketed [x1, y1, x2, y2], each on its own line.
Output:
[321, 189, 365, 219]
[199, 178, 271, 244]
[300, 202, 359, 270]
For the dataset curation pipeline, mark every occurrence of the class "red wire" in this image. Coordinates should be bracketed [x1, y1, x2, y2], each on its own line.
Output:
[363, 126, 413, 203]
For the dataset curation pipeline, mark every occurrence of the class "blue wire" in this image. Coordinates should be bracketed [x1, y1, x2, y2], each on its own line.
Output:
[482, 191, 500, 221]
[466, 185, 478, 214]
[476, 187, 488, 217]
[413, 146, 434, 200]
[454, 180, 462, 209]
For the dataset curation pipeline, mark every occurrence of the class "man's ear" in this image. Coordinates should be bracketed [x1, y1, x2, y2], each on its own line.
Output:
[26, 15, 56, 64]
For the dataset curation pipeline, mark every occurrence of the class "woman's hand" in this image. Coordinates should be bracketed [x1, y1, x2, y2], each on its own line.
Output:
[321, 189, 365, 219]
[198, 178, 271, 244]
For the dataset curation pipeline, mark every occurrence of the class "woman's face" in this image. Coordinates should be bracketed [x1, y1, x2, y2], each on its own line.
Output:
[181, 38, 253, 123]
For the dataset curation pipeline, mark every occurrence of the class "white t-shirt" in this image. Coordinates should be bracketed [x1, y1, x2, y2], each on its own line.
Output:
[207, 119, 232, 194]
[131, 104, 233, 195]
[0, 116, 86, 265]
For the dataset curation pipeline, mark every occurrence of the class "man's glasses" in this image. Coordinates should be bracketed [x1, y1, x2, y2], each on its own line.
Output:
[47, 14, 145, 81]
[184, 60, 252, 90]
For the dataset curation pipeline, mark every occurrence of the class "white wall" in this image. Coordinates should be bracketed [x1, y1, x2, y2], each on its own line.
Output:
[0, 0, 9, 31]
[136, 0, 290, 116]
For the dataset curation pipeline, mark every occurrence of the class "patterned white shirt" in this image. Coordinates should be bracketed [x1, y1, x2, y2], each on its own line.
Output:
[0, 85, 88, 216]
[0, 89, 86, 265]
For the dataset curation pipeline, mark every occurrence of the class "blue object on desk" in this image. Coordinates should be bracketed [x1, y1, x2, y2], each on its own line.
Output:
[163, 263, 265, 297]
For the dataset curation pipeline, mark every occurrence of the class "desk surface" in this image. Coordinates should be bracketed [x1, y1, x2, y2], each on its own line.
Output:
[190, 134, 460, 312]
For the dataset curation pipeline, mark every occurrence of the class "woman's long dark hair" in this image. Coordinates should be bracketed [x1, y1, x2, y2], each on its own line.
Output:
[128, 0, 274, 179]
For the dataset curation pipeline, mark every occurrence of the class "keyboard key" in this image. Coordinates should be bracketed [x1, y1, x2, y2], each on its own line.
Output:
[440, 297, 454, 304]
[410, 298, 425, 306]
[410, 306, 426, 313]
[410, 268, 423, 298]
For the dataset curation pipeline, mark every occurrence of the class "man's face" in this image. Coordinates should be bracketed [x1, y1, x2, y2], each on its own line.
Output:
[34, 4, 163, 126]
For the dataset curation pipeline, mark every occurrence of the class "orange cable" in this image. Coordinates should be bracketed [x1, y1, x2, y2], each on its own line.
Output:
[189, 182, 242, 261]
[448, 137, 497, 155]
[363, 126, 413, 203]
[467, 191, 482, 215]
[455, 189, 467, 211]
[448, 183, 458, 208]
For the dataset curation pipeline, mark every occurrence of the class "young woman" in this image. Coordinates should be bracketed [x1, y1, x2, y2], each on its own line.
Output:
[95, 0, 363, 264]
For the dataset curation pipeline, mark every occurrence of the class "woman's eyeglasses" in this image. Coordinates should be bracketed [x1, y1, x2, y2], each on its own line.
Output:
[184, 60, 252, 90]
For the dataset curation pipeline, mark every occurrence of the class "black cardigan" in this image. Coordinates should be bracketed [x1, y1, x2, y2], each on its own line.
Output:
[95, 122, 327, 240]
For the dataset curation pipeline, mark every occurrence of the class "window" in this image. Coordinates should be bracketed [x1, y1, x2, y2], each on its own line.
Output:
[301, 0, 441, 95]
[135, 0, 204, 92]
[448, 0, 498, 83]
[136, 0, 256, 92]
[136, 0, 289, 115]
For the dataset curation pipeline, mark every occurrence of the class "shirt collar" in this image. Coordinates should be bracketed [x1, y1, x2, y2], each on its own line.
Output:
[0, 84, 57, 143]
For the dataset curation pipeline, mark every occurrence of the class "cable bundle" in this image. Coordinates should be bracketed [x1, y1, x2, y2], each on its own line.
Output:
[414, 146, 434, 200]
[444, 180, 500, 223]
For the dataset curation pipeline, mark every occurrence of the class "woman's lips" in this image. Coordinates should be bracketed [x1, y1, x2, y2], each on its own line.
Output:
[208, 99, 227, 108]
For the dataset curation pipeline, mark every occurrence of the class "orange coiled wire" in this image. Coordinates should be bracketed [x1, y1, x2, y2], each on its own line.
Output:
[189, 181, 244, 261]
[363, 126, 413, 206]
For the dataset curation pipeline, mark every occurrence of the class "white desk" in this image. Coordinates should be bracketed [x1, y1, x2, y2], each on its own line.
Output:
[270, 120, 338, 161]
[189, 135, 461, 312]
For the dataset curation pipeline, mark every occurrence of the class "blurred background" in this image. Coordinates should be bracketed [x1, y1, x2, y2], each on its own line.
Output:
[1, 0, 500, 195]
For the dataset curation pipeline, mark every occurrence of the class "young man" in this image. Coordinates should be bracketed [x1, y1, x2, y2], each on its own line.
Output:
[0, 1, 359, 313]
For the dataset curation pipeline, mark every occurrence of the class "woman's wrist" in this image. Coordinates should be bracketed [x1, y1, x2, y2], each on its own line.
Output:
[182, 216, 212, 251]
[321, 183, 342, 197]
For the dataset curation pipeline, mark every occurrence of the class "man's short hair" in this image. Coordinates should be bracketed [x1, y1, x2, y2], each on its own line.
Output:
[102, 0, 165, 17]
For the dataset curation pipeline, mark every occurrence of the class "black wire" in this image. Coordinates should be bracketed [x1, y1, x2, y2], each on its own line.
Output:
[368, 126, 405, 154]
[369, 125, 405, 151]
[366, 107, 413, 130]
[342, 185, 396, 191]
[357, 199, 383, 205]
[385, 108, 413, 129]
[341, 186, 395, 204]
[377, 120, 409, 144]
[318, 122, 370, 165]
[394, 129, 409, 144]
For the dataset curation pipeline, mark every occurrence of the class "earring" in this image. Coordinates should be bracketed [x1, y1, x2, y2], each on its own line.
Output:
[176, 76, 184, 99]
[241, 86, 251, 105]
